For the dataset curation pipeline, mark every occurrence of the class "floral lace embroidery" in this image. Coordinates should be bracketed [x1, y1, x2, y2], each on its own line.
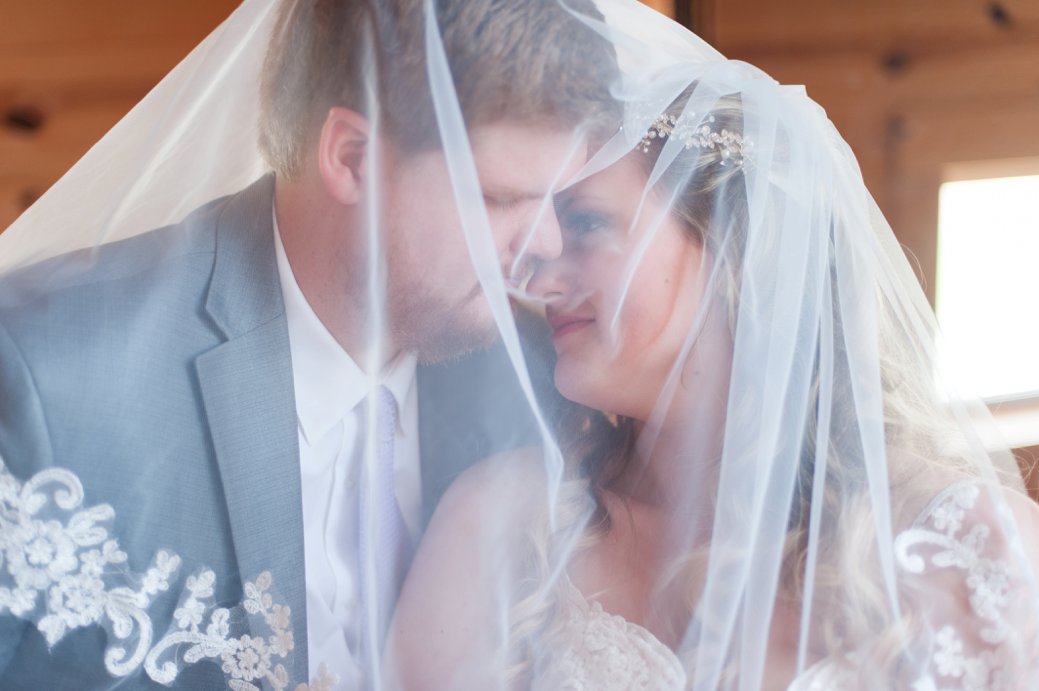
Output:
[0, 460, 335, 690]
[0, 461, 180, 675]
[145, 570, 333, 691]
[535, 578, 686, 691]
[894, 482, 1030, 691]
[539, 484, 1032, 691]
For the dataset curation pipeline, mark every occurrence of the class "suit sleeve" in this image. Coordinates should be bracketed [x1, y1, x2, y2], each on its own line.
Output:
[0, 318, 53, 672]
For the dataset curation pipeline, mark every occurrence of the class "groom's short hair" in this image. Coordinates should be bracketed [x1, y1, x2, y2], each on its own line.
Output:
[258, 0, 618, 179]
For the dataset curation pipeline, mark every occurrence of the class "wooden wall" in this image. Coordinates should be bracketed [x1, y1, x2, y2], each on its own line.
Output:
[5, 0, 1038, 263]
[0, 0, 240, 229]
[703, 0, 1039, 303]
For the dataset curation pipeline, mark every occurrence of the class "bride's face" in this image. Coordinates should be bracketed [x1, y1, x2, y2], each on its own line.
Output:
[529, 154, 707, 421]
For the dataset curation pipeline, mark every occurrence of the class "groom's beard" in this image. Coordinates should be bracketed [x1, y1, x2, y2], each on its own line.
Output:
[391, 282, 499, 364]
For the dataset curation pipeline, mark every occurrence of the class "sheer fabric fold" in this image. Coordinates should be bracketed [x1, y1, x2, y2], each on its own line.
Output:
[1, 1, 1036, 689]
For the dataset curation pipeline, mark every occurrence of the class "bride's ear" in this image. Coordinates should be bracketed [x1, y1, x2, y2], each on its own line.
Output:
[317, 107, 369, 205]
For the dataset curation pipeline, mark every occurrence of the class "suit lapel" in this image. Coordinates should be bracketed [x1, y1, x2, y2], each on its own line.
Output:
[194, 176, 309, 683]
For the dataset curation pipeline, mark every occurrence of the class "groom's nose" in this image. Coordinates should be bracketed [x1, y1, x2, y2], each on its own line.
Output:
[505, 202, 563, 284]
[514, 202, 563, 264]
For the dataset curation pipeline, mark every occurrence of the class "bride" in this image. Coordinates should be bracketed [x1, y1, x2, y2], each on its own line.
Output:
[389, 37, 1039, 691]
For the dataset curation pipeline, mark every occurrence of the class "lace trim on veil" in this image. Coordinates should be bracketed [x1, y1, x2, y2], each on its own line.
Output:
[0, 459, 335, 690]
[894, 481, 1037, 691]
[2, 459, 1035, 690]
[795, 481, 1037, 691]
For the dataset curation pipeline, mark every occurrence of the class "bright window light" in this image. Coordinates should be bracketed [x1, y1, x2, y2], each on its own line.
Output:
[936, 167, 1039, 401]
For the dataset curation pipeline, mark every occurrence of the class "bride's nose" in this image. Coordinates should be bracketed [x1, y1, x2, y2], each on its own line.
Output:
[527, 254, 571, 304]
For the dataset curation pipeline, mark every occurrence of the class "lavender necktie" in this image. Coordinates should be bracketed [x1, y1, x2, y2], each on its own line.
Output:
[358, 385, 412, 682]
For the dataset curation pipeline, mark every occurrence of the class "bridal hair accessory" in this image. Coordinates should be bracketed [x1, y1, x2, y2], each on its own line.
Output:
[636, 113, 750, 166]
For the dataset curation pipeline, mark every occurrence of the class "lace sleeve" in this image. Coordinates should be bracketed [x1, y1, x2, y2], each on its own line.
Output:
[893, 482, 1039, 690]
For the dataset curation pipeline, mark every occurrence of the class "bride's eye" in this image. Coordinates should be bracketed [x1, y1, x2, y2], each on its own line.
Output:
[561, 209, 609, 237]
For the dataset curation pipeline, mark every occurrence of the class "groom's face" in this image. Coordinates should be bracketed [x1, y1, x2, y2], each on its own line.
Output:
[380, 121, 586, 363]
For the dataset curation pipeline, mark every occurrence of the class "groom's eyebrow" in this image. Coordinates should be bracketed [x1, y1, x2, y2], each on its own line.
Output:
[482, 185, 550, 202]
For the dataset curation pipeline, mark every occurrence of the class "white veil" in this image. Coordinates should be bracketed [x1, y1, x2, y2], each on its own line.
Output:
[1, 1, 1036, 690]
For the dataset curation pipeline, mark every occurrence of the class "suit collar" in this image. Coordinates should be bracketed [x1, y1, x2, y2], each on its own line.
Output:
[204, 174, 283, 339]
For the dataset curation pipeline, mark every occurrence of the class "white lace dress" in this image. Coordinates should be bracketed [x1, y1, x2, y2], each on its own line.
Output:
[532, 481, 1038, 691]
[534, 577, 687, 690]
[532, 578, 851, 691]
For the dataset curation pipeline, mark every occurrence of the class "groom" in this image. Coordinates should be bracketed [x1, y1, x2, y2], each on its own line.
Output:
[0, 0, 616, 688]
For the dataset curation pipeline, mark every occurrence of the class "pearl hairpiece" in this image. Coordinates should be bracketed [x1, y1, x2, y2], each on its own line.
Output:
[636, 113, 750, 167]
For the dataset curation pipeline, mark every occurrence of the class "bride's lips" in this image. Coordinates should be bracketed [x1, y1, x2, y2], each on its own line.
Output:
[547, 311, 594, 340]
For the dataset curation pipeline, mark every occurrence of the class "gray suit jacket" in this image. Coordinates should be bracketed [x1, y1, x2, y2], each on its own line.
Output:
[0, 175, 553, 688]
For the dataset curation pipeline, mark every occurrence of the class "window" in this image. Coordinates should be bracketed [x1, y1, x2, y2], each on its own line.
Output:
[936, 159, 1039, 404]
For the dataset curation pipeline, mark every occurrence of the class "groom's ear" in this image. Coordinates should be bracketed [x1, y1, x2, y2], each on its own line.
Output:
[317, 107, 369, 205]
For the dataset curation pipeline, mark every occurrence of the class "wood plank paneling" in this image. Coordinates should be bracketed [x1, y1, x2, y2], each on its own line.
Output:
[719, 38, 1039, 216]
[730, 39, 1039, 110]
[0, 1, 241, 48]
[1, 96, 140, 177]
[1016, 445, 1039, 502]
[705, 1, 1039, 281]
[0, 40, 221, 92]
[713, 0, 1039, 54]
[0, 1, 241, 91]
[0, 1, 240, 230]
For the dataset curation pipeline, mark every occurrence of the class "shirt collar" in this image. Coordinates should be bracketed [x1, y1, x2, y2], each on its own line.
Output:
[273, 208, 417, 444]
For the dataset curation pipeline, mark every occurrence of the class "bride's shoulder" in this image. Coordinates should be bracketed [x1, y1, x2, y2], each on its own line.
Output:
[894, 473, 1039, 615]
[427, 446, 555, 535]
[884, 476, 1039, 687]
[906, 473, 1039, 533]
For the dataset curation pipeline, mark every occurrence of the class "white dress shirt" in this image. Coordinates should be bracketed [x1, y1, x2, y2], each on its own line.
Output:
[273, 215, 421, 688]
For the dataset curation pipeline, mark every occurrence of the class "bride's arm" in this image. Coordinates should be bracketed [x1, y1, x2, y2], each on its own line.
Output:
[892, 482, 1039, 689]
[386, 448, 546, 691]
